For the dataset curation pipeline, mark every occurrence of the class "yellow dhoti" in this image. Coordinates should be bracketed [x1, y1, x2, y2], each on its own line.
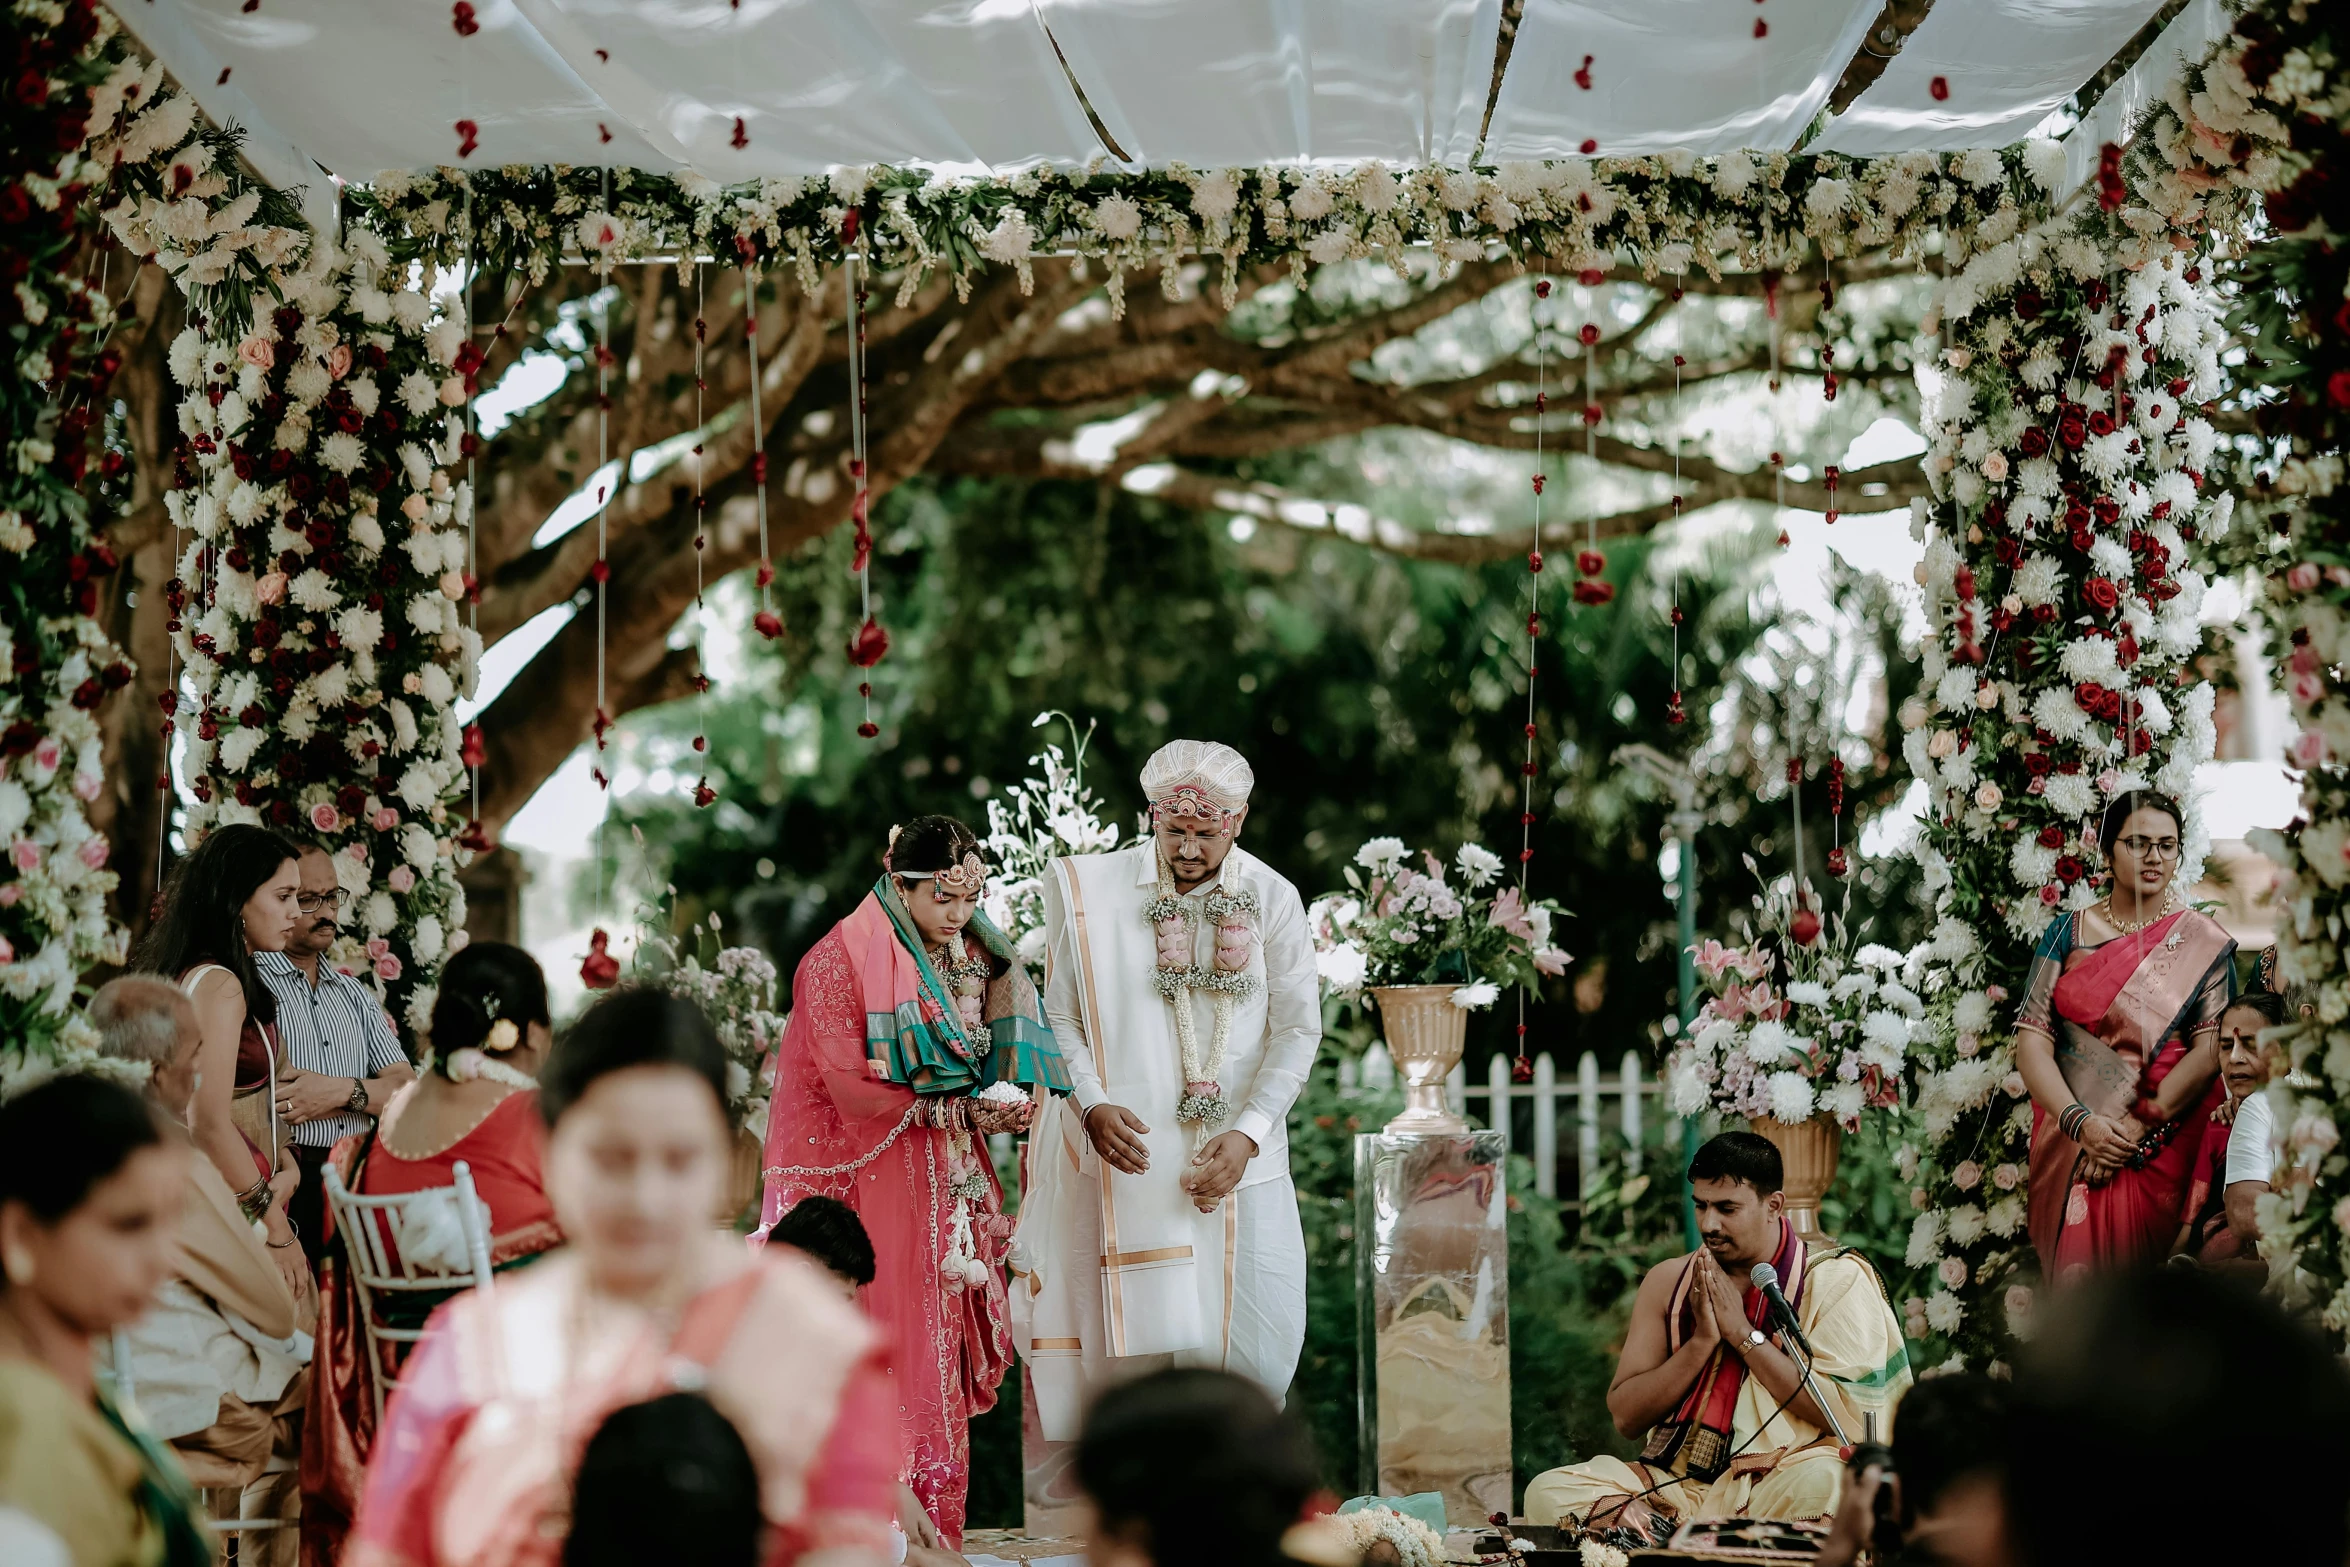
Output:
[1524, 1249, 1910, 1530]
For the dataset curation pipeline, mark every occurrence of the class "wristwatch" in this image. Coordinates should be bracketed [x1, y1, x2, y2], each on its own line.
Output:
[346, 1077, 369, 1114]
[1740, 1328, 1767, 1355]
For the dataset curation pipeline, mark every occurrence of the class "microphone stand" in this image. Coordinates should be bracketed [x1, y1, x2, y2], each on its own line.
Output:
[1772, 1325, 1851, 1449]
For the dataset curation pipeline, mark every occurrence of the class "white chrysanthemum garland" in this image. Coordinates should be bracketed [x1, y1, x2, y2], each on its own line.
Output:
[91, 71, 474, 1038]
[351, 145, 2076, 317]
[2204, 2, 2350, 1339]
[1893, 30, 2277, 1357]
[0, 1, 138, 1095]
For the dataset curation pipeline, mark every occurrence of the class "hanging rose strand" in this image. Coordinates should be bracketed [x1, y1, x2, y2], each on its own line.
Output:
[457, 183, 493, 856]
[843, 233, 886, 738]
[690, 262, 715, 809]
[1767, 271, 1789, 548]
[743, 255, 780, 645]
[1572, 265, 1613, 607]
[1667, 346, 1687, 726]
[590, 170, 615, 928]
[1515, 269, 1552, 1086]
[1826, 758, 1848, 879]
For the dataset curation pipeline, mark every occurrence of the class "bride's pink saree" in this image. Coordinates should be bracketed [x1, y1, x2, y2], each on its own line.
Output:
[2020, 907, 2235, 1282]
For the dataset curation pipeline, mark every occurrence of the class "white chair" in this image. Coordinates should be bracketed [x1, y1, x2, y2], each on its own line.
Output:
[322, 1159, 497, 1425]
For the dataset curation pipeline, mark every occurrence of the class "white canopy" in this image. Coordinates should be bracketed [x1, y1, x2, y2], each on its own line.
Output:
[118, 0, 2216, 188]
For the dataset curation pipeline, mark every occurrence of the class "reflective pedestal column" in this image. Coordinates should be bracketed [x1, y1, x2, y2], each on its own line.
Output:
[1355, 1129, 1512, 1525]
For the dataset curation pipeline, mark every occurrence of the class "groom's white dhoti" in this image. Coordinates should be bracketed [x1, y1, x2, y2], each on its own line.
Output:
[1013, 841, 1320, 1439]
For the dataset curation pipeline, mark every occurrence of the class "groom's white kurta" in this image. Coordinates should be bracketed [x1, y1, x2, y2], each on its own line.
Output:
[1012, 843, 1319, 1438]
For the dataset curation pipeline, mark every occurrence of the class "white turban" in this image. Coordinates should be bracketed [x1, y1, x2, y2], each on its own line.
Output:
[1139, 739, 1255, 814]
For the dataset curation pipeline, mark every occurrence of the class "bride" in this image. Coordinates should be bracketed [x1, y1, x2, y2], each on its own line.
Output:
[755, 815, 1070, 1548]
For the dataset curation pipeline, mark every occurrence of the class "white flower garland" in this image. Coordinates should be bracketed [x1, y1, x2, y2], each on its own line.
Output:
[1147, 849, 1259, 1140]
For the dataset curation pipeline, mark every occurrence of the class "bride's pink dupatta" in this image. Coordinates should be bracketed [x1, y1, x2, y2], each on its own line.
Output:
[2025, 908, 2234, 1280]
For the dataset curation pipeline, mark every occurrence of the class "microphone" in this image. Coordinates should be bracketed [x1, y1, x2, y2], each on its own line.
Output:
[1749, 1262, 1813, 1358]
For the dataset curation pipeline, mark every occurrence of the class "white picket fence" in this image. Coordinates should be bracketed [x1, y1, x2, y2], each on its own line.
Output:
[1341, 1045, 1668, 1201]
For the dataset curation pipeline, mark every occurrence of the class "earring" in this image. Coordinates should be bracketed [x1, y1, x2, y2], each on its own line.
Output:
[3, 1249, 32, 1286]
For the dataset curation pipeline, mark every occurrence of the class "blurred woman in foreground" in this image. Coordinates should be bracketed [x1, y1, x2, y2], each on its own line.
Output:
[348, 989, 898, 1567]
[0, 1074, 210, 1567]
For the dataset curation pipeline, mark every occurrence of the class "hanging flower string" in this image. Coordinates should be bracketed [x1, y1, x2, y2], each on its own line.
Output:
[1826, 758, 1848, 878]
[587, 172, 616, 937]
[843, 231, 888, 738]
[1667, 347, 1687, 726]
[1572, 266, 1613, 607]
[457, 183, 494, 856]
[690, 263, 716, 809]
[743, 255, 781, 645]
[1515, 272, 1552, 1085]
[1768, 271, 1789, 548]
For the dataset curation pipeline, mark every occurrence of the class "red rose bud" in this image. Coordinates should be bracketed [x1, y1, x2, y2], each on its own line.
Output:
[1531, 473, 1545, 494]
[1578, 267, 1603, 286]
[458, 818, 497, 854]
[1535, 279, 1552, 299]
[2083, 576, 2120, 612]
[1826, 847, 1849, 878]
[1954, 566, 1976, 600]
[1574, 55, 1593, 89]
[1527, 550, 1544, 573]
[1929, 75, 1948, 101]
[731, 115, 749, 149]
[1571, 579, 1615, 605]
[1582, 403, 1602, 426]
[461, 723, 486, 769]
[857, 720, 880, 739]
[751, 453, 767, 485]
[753, 610, 784, 640]
[692, 779, 717, 807]
[1579, 139, 1598, 154]
[847, 616, 890, 667]
[755, 559, 775, 588]
[1577, 550, 1605, 577]
[455, 119, 479, 157]
[1789, 905, 1822, 946]
[451, 2, 478, 35]
[589, 560, 610, 584]
[1511, 1055, 1535, 1085]
[1579, 323, 1600, 346]
[580, 928, 621, 991]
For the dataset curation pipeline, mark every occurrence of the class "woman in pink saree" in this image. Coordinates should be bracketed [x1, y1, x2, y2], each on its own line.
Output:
[349, 989, 900, 1567]
[755, 816, 1070, 1546]
[2016, 793, 2235, 1283]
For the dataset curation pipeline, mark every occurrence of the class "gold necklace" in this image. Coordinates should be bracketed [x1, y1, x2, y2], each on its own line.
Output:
[2101, 887, 2174, 935]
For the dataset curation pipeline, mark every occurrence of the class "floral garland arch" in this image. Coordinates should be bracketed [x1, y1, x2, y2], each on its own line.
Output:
[0, 0, 136, 1089]
[1895, 23, 2283, 1361]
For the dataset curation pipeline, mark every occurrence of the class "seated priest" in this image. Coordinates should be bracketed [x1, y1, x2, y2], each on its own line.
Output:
[1524, 1132, 1910, 1539]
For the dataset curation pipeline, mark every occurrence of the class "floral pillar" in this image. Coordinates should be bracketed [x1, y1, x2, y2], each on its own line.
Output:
[1899, 60, 2267, 1355]
[95, 78, 476, 1036]
[0, 1, 135, 1087]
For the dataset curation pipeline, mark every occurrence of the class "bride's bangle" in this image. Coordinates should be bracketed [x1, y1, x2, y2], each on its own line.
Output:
[2058, 1103, 2092, 1140]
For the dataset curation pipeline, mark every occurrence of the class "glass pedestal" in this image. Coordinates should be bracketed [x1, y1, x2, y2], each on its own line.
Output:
[1355, 1129, 1513, 1525]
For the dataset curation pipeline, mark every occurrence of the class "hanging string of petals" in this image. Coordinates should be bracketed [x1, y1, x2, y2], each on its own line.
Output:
[843, 231, 887, 739]
[1667, 344, 1687, 726]
[1767, 271, 1789, 549]
[590, 169, 614, 919]
[1514, 269, 1553, 1086]
[743, 254, 780, 645]
[457, 185, 493, 855]
[690, 262, 716, 809]
[1826, 758, 1847, 879]
[1572, 265, 1613, 607]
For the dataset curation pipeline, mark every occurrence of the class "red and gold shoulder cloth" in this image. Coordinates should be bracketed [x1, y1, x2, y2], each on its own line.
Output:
[1638, 1218, 1807, 1482]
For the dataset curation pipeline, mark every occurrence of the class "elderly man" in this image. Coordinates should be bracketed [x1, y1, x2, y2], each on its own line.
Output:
[1524, 1133, 1910, 1539]
[1013, 739, 1320, 1443]
[258, 841, 413, 1265]
[90, 977, 310, 1561]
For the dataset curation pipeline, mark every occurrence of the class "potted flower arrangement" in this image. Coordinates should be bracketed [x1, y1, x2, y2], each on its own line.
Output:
[1663, 871, 1921, 1243]
[1310, 838, 1571, 1133]
[981, 714, 1126, 984]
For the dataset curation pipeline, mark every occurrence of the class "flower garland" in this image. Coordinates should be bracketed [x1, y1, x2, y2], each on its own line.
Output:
[92, 72, 477, 1038]
[0, 0, 134, 1090]
[1146, 850, 1259, 1139]
[2212, 2, 2350, 1338]
[350, 147, 2073, 318]
[1895, 32, 2277, 1360]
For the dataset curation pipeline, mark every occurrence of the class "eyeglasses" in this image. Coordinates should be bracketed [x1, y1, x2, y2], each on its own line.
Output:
[2115, 836, 2181, 860]
[1154, 825, 1230, 851]
[296, 889, 351, 913]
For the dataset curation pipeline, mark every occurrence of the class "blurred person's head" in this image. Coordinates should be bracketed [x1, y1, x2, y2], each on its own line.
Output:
[2009, 1268, 2350, 1567]
[563, 1392, 761, 1567]
[135, 822, 303, 1028]
[1687, 1131, 1785, 1268]
[2096, 790, 2184, 907]
[0, 1075, 185, 1350]
[541, 989, 731, 1296]
[1140, 740, 1253, 888]
[766, 1196, 874, 1300]
[884, 815, 985, 950]
[2217, 990, 2288, 1102]
[285, 843, 351, 962]
[87, 977, 203, 1120]
[1076, 1367, 1320, 1567]
[1891, 1372, 2010, 1567]
[427, 942, 551, 1082]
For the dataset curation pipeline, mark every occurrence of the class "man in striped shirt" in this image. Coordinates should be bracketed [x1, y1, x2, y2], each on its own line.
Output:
[260, 843, 416, 1265]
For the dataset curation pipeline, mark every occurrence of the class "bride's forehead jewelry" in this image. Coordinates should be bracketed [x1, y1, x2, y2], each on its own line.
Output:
[898, 850, 987, 898]
[1150, 785, 1239, 834]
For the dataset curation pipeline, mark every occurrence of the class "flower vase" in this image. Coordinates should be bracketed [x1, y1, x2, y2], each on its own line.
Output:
[1748, 1114, 1843, 1248]
[1371, 985, 1469, 1135]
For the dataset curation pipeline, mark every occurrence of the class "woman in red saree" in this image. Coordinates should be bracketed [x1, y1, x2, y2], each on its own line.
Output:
[2017, 792, 2235, 1283]
[754, 816, 1070, 1546]
[348, 989, 899, 1567]
[303, 943, 566, 1567]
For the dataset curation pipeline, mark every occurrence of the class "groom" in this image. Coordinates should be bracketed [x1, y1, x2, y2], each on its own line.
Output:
[1015, 739, 1320, 1438]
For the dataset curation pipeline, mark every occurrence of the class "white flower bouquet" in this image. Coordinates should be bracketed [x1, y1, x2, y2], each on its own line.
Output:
[1309, 837, 1570, 1005]
[644, 916, 786, 1137]
[982, 717, 1126, 983]
[1665, 878, 1921, 1130]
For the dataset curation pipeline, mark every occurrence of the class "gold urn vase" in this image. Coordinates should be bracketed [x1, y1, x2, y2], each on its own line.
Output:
[1371, 984, 1470, 1134]
[1748, 1114, 1844, 1247]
